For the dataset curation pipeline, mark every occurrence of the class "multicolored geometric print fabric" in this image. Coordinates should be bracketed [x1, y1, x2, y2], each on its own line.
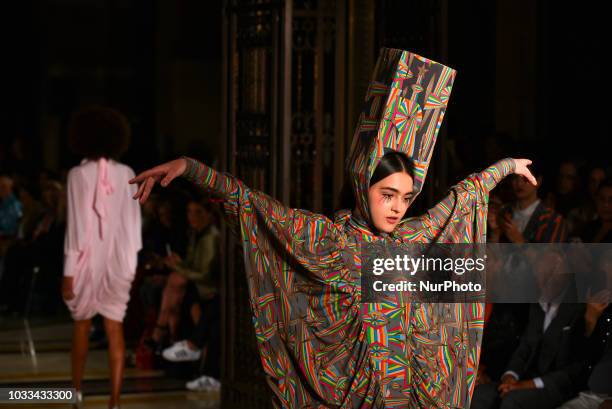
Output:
[346, 48, 456, 220]
[182, 47, 516, 408]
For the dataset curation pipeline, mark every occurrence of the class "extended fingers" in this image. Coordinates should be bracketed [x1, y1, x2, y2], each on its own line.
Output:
[133, 179, 147, 200]
[139, 176, 157, 204]
[129, 165, 165, 184]
[525, 171, 537, 186]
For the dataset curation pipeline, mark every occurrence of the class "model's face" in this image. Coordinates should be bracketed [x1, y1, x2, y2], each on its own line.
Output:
[367, 172, 414, 233]
[558, 162, 577, 195]
[512, 174, 539, 200]
[596, 186, 612, 223]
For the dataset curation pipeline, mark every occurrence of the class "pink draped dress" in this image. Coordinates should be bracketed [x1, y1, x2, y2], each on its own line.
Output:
[63, 158, 142, 322]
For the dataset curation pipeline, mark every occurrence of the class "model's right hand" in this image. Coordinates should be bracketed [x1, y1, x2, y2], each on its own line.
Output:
[129, 158, 187, 204]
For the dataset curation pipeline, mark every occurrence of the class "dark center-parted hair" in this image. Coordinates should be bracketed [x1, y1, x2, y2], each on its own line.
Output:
[369, 151, 415, 186]
[68, 106, 131, 160]
[338, 151, 415, 211]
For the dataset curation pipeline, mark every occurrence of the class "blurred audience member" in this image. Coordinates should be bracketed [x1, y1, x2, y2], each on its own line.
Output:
[0, 180, 66, 314]
[148, 197, 220, 348]
[15, 180, 44, 240]
[579, 179, 612, 243]
[0, 174, 23, 298]
[486, 193, 504, 243]
[142, 198, 187, 260]
[545, 160, 582, 218]
[0, 175, 22, 239]
[479, 164, 568, 387]
[161, 197, 221, 391]
[558, 255, 611, 408]
[501, 163, 567, 243]
[566, 166, 608, 238]
[473, 251, 585, 409]
[31, 180, 67, 312]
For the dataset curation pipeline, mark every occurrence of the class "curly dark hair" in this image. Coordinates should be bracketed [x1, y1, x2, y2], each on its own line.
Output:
[68, 106, 131, 160]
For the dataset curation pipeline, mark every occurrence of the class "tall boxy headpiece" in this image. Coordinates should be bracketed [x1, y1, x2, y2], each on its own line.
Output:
[346, 48, 456, 222]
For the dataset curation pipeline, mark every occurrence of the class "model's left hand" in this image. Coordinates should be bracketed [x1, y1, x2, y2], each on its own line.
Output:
[512, 159, 537, 186]
[498, 379, 535, 397]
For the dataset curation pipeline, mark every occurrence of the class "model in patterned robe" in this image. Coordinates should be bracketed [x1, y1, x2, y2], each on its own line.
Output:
[178, 48, 517, 407]
[182, 155, 513, 408]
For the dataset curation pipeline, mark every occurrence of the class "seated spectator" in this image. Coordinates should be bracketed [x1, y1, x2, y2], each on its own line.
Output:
[0, 176, 26, 312]
[480, 164, 569, 382]
[500, 162, 567, 243]
[0, 174, 22, 250]
[142, 199, 184, 257]
[148, 197, 220, 348]
[0, 180, 66, 315]
[545, 160, 582, 219]
[30, 180, 67, 312]
[161, 287, 221, 392]
[15, 179, 44, 240]
[557, 251, 612, 409]
[472, 250, 585, 409]
[478, 192, 530, 383]
[486, 192, 504, 243]
[138, 197, 188, 331]
[580, 179, 612, 243]
[567, 166, 608, 238]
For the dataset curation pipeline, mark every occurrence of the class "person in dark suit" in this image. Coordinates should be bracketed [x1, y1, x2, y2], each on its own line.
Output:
[557, 250, 612, 409]
[479, 164, 568, 384]
[472, 250, 585, 409]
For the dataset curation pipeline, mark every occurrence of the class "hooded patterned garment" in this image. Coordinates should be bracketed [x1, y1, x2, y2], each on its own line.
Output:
[182, 48, 515, 408]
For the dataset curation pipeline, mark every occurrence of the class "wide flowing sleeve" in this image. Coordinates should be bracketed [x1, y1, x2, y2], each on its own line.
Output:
[181, 158, 361, 407]
[391, 158, 515, 408]
[181, 157, 342, 281]
[63, 168, 90, 278]
[397, 158, 515, 244]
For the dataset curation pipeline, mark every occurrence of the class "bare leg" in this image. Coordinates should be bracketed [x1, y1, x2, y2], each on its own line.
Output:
[157, 272, 187, 341]
[71, 319, 92, 394]
[190, 302, 201, 325]
[103, 317, 125, 409]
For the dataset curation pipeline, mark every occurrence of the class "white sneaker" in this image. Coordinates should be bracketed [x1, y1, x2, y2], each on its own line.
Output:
[162, 340, 201, 362]
[72, 390, 83, 409]
[186, 375, 221, 392]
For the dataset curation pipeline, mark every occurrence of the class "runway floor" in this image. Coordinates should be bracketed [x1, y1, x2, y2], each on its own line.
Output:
[0, 314, 220, 408]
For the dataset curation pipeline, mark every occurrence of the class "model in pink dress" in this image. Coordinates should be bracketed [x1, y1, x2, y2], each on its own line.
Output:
[61, 106, 141, 409]
[63, 157, 142, 322]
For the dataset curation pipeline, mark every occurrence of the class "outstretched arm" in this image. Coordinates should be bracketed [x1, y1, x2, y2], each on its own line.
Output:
[130, 157, 342, 278]
[397, 158, 534, 243]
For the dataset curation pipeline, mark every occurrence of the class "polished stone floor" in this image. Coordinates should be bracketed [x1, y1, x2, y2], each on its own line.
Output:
[0, 314, 220, 409]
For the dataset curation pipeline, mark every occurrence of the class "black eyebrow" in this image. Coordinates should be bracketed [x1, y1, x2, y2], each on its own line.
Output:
[380, 187, 414, 196]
